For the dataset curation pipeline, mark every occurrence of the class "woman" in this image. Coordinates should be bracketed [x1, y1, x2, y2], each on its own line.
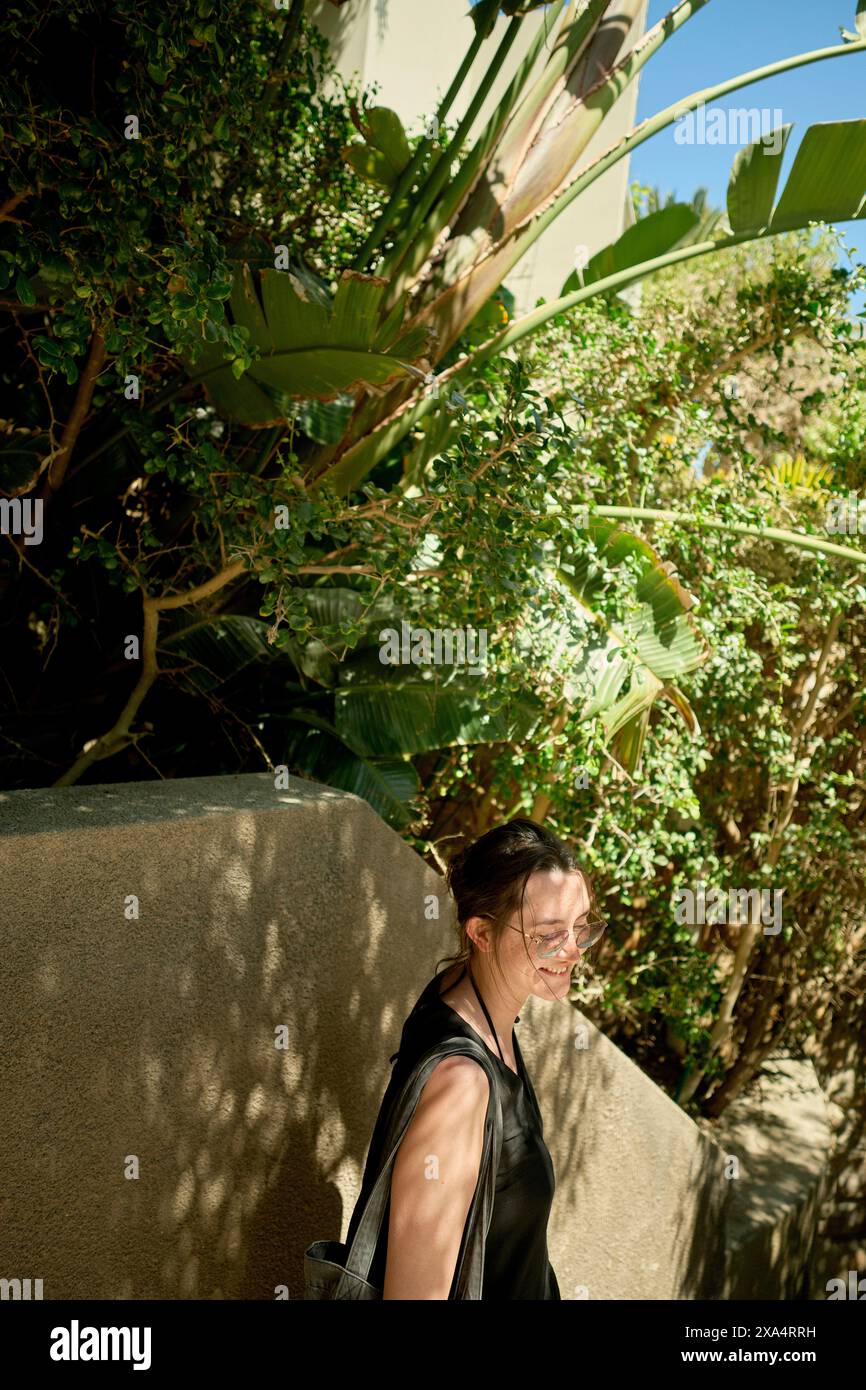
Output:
[343, 817, 606, 1300]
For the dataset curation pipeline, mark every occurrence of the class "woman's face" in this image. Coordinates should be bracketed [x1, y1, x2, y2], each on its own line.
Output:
[492, 867, 593, 1000]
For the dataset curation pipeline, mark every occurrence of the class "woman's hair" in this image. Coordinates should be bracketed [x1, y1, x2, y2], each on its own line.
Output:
[435, 817, 599, 986]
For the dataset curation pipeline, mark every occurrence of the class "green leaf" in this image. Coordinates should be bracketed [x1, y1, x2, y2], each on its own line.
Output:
[33, 255, 73, 286]
[553, 520, 709, 773]
[560, 205, 700, 296]
[283, 709, 421, 828]
[335, 680, 545, 756]
[607, 702, 652, 773]
[160, 614, 273, 694]
[343, 145, 400, 189]
[320, 752, 420, 828]
[293, 394, 354, 444]
[181, 265, 434, 424]
[402, 408, 462, 485]
[769, 120, 866, 232]
[342, 106, 411, 189]
[364, 108, 411, 168]
[15, 272, 36, 306]
[727, 125, 792, 233]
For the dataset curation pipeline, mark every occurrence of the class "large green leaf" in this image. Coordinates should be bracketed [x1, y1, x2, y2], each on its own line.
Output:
[291, 394, 354, 445]
[160, 614, 277, 694]
[183, 267, 434, 425]
[334, 679, 545, 756]
[560, 204, 700, 296]
[290, 588, 402, 684]
[551, 518, 709, 772]
[283, 717, 422, 822]
[282, 710, 421, 829]
[343, 107, 413, 190]
[769, 120, 866, 231]
[727, 124, 792, 233]
[401, 408, 463, 487]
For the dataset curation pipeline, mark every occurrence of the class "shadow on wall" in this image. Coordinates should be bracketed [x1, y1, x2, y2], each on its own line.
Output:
[525, 1004, 730, 1301]
[1, 771, 731, 1300]
[0, 774, 449, 1299]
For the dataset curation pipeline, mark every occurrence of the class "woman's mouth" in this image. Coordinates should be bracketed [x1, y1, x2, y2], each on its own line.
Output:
[539, 964, 572, 978]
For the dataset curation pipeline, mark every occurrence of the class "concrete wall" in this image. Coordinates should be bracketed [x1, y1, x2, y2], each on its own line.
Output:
[0, 772, 817, 1300]
[308, 0, 647, 314]
[701, 1056, 835, 1300]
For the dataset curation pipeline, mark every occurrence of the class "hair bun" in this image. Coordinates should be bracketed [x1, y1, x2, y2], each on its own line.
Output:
[445, 843, 469, 892]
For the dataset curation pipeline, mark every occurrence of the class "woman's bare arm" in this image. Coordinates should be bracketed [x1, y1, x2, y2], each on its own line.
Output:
[382, 1055, 489, 1300]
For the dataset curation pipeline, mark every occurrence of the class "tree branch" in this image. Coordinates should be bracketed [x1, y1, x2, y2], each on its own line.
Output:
[53, 558, 246, 787]
[40, 328, 108, 495]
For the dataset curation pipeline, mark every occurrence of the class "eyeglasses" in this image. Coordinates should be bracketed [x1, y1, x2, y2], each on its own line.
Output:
[507, 915, 608, 959]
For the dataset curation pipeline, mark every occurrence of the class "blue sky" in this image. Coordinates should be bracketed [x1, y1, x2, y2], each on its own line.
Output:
[629, 0, 866, 313]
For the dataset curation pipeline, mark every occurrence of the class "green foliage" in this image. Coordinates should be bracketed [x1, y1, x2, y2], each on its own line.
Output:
[455, 228, 866, 1103]
[3, 0, 866, 1121]
[0, 0, 381, 425]
[342, 107, 413, 189]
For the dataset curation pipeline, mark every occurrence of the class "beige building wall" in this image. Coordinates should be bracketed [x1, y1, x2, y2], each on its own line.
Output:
[0, 769, 822, 1302]
[308, 0, 647, 313]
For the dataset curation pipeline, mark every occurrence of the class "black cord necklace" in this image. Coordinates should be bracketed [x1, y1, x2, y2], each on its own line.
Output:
[467, 958, 506, 1066]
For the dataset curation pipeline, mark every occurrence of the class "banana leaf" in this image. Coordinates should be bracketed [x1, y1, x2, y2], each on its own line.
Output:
[343, 107, 412, 190]
[182, 266, 435, 425]
[549, 518, 709, 772]
[334, 676, 545, 756]
[282, 709, 421, 828]
[559, 204, 700, 296]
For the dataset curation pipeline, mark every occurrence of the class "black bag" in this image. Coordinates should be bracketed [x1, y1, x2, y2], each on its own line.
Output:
[304, 1036, 503, 1299]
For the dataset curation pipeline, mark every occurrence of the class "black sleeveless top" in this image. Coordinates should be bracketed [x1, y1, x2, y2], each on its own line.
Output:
[344, 963, 561, 1300]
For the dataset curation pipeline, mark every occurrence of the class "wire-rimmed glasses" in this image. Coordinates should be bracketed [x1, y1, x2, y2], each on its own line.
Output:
[508, 913, 608, 959]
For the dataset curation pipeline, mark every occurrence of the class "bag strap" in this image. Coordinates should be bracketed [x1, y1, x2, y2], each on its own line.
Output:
[335, 1036, 503, 1299]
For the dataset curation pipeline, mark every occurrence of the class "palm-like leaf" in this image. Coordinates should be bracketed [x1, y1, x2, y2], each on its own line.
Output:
[182, 267, 434, 425]
[334, 676, 545, 756]
[551, 519, 709, 772]
[729, 120, 866, 233]
[282, 709, 421, 829]
[560, 204, 701, 296]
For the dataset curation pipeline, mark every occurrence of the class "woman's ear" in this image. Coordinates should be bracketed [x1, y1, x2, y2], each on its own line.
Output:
[465, 914, 495, 954]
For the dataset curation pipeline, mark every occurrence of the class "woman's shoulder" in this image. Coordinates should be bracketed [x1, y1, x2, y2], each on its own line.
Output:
[408, 964, 463, 1024]
[389, 966, 475, 1066]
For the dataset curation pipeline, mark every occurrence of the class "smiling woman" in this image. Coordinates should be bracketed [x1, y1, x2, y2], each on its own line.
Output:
[341, 817, 603, 1300]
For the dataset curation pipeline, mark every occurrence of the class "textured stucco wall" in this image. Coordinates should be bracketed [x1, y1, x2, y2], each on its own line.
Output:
[2, 772, 736, 1298]
[706, 1056, 835, 1300]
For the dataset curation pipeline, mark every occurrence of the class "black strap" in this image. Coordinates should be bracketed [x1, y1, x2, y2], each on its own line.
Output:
[336, 1036, 503, 1299]
[467, 960, 505, 1066]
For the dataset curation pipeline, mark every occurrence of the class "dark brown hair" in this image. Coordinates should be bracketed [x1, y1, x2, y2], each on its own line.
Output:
[435, 817, 600, 987]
